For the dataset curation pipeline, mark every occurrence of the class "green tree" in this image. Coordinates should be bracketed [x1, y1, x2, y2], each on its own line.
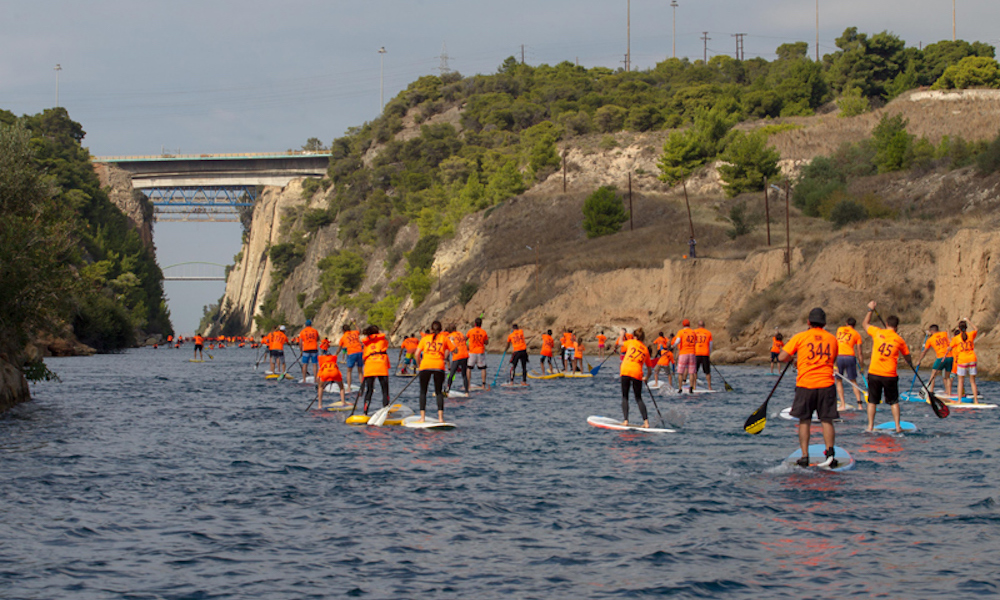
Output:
[837, 87, 870, 117]
[717, 131, 781, 197]
[657, 107, 735, 185]
[871, 113, 914, 172]
[827, 28, 908, 99]
[919, 39, 996, 85]
[317, 251, 367, 297]
[932, 56, 1000, 89]
[582, 186, 628, 238]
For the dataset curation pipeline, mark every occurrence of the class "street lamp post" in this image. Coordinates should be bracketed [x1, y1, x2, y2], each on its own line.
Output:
[378, 47, 387, 113]
[54, 64, 62, 108]
[671, 1, 678, 59]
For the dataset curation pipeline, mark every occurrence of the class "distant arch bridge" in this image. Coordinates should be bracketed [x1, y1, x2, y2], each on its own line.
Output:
[162, 262, 228, 281]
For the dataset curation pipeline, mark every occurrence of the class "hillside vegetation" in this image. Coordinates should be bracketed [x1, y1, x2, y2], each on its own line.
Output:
[224, 29, 1000, 339]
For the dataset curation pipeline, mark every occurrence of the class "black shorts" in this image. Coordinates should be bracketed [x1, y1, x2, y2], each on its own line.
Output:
[696, 355, 711, 374]
[269, 349, 284, 358]
[867, 374, 900, 405]
[194, 344, 203, 351]
[790, 385, 839, 421]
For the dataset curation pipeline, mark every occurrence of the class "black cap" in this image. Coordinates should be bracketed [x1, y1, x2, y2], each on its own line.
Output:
[808, 307, 826, 326]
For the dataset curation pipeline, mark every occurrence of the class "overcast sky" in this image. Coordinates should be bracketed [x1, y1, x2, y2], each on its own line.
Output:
[3, 0, 998, 332]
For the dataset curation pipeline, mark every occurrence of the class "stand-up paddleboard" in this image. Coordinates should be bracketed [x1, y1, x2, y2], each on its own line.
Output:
[647, 381, 668, 390]
[446, 390, 469, 398]
[944, 402, 998, 409]
[321, 401, 353, 412]
[188, 359, 204, 363]
[345, 414, 369, 425]
[298, 376, 316, 385]
[528, 371, 563, 380]
[785, 444, 856, 472]
[874, 421, 918, 432]
[382, 404, 415, 426]
[326, 383, 360, 393]
[563, 372, 593, 378]
[402, 415, 457, 430]
[266, 373, 295, 380]
[669, 386, 718, 395]
[779, 407, 844, 423]
[587, 415, 676, 433]
[469, 385, 490, 391]
[500, 381, 529, 388]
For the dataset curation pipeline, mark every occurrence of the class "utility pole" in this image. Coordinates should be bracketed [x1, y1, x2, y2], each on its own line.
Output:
[816, 0, 820, 61]
[436, 42, 451, 75]
[628, 173, 634, 231]
[784, 180, 791, 277]
[763, 177, 771, 246]
[683, 179, 694, 239]
[671, 1, 678, 59]
[54, 64, 62, 108]
[733, 33, 746, 60]
[701, 32, 710, 63]
[953, 0, 957, 41]
[562, 149, 568, 193]
[626, 0, 631, 72]
[378, 47, 387, 113]
[521, 44, 525, 64]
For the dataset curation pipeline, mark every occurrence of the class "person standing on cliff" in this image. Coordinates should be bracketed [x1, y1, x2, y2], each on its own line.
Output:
[778, 307, 840, 468]
[861, 301, 913, 433]
[298, 319, 320, 382]
[694, 321, 714, 391]
[688, 237, 697, 259]
[834, 317, 865, 411]
[338, 323, 364, 392]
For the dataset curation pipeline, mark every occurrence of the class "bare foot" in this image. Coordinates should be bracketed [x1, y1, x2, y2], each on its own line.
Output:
[622, 420, 629, 427]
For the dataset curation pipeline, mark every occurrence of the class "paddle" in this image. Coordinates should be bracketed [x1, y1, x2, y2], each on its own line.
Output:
[304, 395, 318, 412]
[589, 352, 617, 376]
[907, 332, 928, 394]
[712, 364, 735, 392]
[873, 308, 949, 419]
[253, 343, 268, 371]
[345, 376, 368, 421]
[368, 404, 392, 427]
[273, 344, 301, 381]
[744, 359, 793, 434]
[491, 348, 508, 388]
[643, 379, 668, 428]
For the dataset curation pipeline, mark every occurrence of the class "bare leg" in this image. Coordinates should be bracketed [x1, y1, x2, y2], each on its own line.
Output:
[970, 374, 979, 403]
[891, 403, 902, 432]
[957, 375, 965, 401]
[865, 402, 876, 432]
[821, 421, 835, 450]
[835, 379, 846, 410]
[798, 421, 811, 459]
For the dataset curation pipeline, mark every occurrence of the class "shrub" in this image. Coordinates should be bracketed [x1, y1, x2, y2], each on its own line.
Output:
[594, 105, 628, 133]
[977, 133, 1000, 175]
[73, 293, 136, 353]
[718, 130, 781, 197]
[403, 268, 434, 306]
[830, 198, 868, 229]
[301, 177, 322, 199]
[269, 242, 305, 282]
[932, 56, 1000, 90]
[598, 135, 618, 150]
[837, 87, 870, 117]
[303, 208, 333, 232]
[407, 235, 439, 271]
[318, 251, 367, 297]
[582, 186, 628, 238]
[459, 281, 479, 306]
[726, 202, 757, 239]
[871, 113, 913, 173]
[367, 295, 401, 332]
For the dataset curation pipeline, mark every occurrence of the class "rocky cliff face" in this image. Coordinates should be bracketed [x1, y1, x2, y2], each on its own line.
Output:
[0, 355, 29, 414]
[94, 163, 154, 250]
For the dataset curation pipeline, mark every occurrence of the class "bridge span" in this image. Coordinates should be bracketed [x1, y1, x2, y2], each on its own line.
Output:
[94, 152, 331, 222]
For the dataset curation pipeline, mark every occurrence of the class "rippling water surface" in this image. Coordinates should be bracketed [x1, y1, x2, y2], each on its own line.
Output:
[2, 348, 999, 599]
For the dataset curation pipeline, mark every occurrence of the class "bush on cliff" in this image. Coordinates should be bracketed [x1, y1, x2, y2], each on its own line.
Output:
[582, 186, 628, 238]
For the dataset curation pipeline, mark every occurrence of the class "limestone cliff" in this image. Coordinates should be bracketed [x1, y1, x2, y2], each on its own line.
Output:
[94, 163, 154, 250]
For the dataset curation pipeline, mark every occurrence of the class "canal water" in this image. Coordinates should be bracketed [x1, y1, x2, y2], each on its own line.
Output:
[2, 348, 998, 598]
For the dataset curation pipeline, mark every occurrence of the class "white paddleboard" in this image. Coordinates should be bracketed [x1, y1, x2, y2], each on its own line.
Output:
[402, 415, 457, 430]
[779, 407, 844, 423]
[298, 376, 316, 385]
[321, 401, 353, 412]
[785, 444, 856, 472]
[446, 390, 469, 398]
[325, 383, 360, 393]
[587, 415, 676, 433]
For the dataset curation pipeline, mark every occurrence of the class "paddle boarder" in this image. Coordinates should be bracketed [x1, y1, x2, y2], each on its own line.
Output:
[835, 317, 865, 410]
[398, 333, 419, 375]
[769, 331, 783, 374]
[861, 301, 913, 433]
[951, 318, 979, 403]
[540, 330, 555, 375]
[651, 333, 675, 389]
[268, 326, 289, 375]
[918, 324, 953, 396]
[299, 319, 320, 381]
[504, 324, 529, 384]
[360, 325, 391, 414]
[596, 331, 608, 358]
[415, 320, 449, 423]
[193, 333, 205, 361]
[316, 348, 345, 409]
[673, 320, 698, 393]
[445, 325, 470, 394]
[778, 307, 840, 468]
[338, 324, 364, 393]
[466, 319, 490, 388]
[620, 328, 651, 428]
[694, 321, 714, 391]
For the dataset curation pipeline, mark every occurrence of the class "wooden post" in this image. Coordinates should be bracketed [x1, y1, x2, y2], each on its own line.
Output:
[628, 172, 634, 231]
[534, 245, 539, 298]
[784, 180, 791, 277]
[683, 179, 694, 238]
[562, 149, 567, 193]
[764, 176, 771, 246]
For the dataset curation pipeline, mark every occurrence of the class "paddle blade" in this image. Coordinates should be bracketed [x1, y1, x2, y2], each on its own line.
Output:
[744, 401, 769, 435]
[725, 382, 735, 392]
[368, 405, 391, 426]
[928, 391, 950, 418]
[589, 365, 600, 376]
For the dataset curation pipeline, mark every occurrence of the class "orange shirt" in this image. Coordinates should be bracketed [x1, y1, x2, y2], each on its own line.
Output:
[194, 335, 204, 345]
[466, 327, 489, 354]
[508, 329, 527, 352]
[318, 354, 342, 381]
[653, 336, 670, 352]
[339, 330, 362, 354]
[541, 334, 554, 357]
[620, 339, 649, 379]
[867, 326, 910, 378]
[362, 333, 390, 377]
[418, 332, 449, 371]
[783, 327, 838, 389]
[299, 326, 320, 352]
[835, 326, 861, 357]
[951, 331, 977, 364]
[657, 348, 675, 367]
[925, 331, 951, 359]
[447, 331, 470, 361]
[319, 338, 331, 351]
[674, 328, 697, 355]
[268, 331, 288, 351]
[769, 337, 782, 354]
[560, 332, 573, 349]
[574, 341, 584, 359]
[596, 334, 607, 347]
[694, 328, 712, 356]
[402, 337, 419, 354]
